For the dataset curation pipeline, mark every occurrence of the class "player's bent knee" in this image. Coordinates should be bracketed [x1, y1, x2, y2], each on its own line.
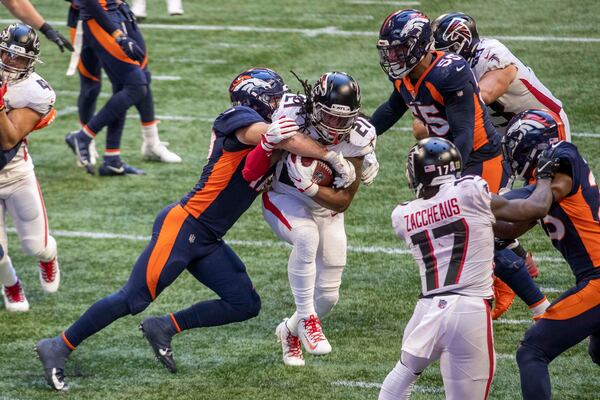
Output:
[516, 342, 547, 369]
[314, 292, 339, 318]
[291, 224, 320, 263]
[123, 84, 149, 105]
[22, 235, 57, 261]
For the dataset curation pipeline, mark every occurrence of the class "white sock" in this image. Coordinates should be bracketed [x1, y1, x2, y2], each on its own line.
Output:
[288, 225, 319, 320]
[287, 312, 300, 336]
[379, 361, 420, 400]
[530, 297, 551, 319]
[37, 235, 57, 263]
[141, 122, 160, 147]
[0, 255, 17, 287]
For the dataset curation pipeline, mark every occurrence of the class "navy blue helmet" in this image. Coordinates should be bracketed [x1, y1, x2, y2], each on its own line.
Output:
[377, 9, 433, 80]
[0, 23, 41, 83]
[229, 68, 288, 122]
[310, 71, 361, 144]
[432, 12, 480, 61]
[502, 109, 567, 181]
[406, 137, 462, 198]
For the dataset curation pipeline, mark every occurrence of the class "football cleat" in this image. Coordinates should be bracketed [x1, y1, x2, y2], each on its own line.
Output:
[141, 141, 182, 163]
[491, 277, 516, 320]
[65, 132, 95, 174]
[39, 258, 60, 293]
[297, 315, 331, 355]
[140, 317, 177, 373]
[99, 160, 146, 176]
[35, 337, 72, 391]
[275, 319, 305, 367]
[524, 252, 539, 279]
[167, 0, 183, 15]
[2, 280, 29, 312]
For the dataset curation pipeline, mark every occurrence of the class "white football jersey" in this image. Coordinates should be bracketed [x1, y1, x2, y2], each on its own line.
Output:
[392, 175, 495, 298]
[270, 93, 376, 215]
[0, 72, 56, 186]
[470, 38, 566, 135]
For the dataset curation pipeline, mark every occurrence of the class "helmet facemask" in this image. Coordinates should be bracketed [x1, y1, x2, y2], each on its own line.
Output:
[311, 101, 359, 144]
[0, 45, 37, 83]
[378, 37, 427, 80]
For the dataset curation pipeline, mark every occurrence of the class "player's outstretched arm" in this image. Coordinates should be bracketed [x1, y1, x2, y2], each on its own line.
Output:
[478, 65, 517, 104]
[371, 90, 408, 136]
[491, 179, 553, 222]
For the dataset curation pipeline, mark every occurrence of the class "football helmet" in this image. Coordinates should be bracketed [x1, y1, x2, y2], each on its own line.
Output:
[229, 68, 288, 122]
[502, 109, 565, 181]
[310, 71, 360, 144]
[377, 9, 432, 80]
[406, 137, 462, 198]
[432, 12, 479, 61]
[0, 23, 41, 83]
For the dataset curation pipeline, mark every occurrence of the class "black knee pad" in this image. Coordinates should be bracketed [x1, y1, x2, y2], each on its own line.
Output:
[123, 84, 148, 105]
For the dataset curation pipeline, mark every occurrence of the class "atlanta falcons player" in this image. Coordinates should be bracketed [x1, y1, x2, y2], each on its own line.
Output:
[0, 23, 59, 312]
[263, 71, 375, 366]
[381, 137, 555, 399]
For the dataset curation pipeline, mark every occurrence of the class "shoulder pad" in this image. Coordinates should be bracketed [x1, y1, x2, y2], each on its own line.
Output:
[271, 93, 305, 123]
[348, 117, 376, 149]
[212, 106, 264, 137]
[472, 38, 514, 73]
[432, 54, 473, 93]
[6, 74, 55, 115]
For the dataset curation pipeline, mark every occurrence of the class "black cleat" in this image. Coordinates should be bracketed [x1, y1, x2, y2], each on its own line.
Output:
[99, 160, 146, 176]
[140, 317, 177, 373]
[35, 337, 71, 391]
[65, 132, 95, 175]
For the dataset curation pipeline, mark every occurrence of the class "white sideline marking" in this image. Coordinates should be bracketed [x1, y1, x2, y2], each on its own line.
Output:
[153, 75, 181, 81]
[2, 19, 598, 42]
[56, 106, 78, 117]
[495, 319, 532, 325]
[345, 0, 420, 5]
[168, 57, 228, 64]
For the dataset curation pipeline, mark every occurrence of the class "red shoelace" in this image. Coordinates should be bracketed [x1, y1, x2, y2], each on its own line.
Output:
[303, 315, 326, 342]
[4, 282, 24, 302]
[39, 259, 56, 282]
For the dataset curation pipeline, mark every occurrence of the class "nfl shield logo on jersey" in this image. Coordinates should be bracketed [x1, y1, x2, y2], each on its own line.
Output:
[438, 299, 447, 309]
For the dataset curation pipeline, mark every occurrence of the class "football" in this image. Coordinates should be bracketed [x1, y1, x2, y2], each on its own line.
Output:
[300, 157, 334, 187]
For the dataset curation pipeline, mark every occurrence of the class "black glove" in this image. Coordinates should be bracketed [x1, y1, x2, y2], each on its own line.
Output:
[115, 34, 145, 63]
[117, 2, 138, 29]
[536, 147, 561, 180]
[39, 22, 74, 53]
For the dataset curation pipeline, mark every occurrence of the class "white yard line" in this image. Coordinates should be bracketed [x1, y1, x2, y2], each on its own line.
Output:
[345, 0, 421, 5]
[2, 19, 598, 42]
[153, 75, 181, 81]
[494, 319, 532, 325]
[540, 287, 565, 294]
[332, 380, 443, 393]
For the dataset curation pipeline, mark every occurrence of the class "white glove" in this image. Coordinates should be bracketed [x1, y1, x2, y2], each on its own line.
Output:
[323, 151, 356, 189]
[262, 117, 299, 152]
[286, 154, 319, 197]
[361, 151, 379, 186]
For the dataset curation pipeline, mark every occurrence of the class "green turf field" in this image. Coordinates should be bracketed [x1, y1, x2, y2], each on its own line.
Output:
[0, 0, 599, 398]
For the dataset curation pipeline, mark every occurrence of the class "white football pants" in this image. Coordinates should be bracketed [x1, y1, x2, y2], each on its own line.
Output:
[0, 173, 57, 287]
[262, 191, 346, 332]
[380, 295, 496, 400]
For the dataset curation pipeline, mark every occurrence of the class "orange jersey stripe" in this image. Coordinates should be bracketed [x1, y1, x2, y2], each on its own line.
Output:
[481, 154, 504, 194]
[61, 331, 76, 350]
[145, 205, 188, 300]
[183, 149, 252, 219]
[69, 27, 76, 44]
[401, 51, 444, 98]
[86, 19, 139, 66]
[560, 188, 600, 266]
[541, 279, 600, 320]
[33, 109, 56, 131]
[78, 60, 100, 82]
[425, 81, 445, 106]
[472, 94, 489, 151]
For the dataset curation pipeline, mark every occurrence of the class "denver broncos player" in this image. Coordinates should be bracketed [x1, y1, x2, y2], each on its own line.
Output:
[263, 72, 375, 366]
[372, 9, 548, 320]
[494, 109, 600, 400]
[0, 24, 59, 312]
[34, 68, 352, 390]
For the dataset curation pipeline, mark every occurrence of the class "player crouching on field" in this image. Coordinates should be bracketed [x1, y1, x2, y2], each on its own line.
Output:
[0, 23, 59, 312]
[381, 137, 555, 399]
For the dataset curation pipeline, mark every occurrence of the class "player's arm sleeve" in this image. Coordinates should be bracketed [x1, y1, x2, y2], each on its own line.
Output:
[242, 145, 272, 182]
[444, 82, 475, 164]
[80, 0, 120, 34]
[371, 89, 408, 136]
[391, 205, 406, 239]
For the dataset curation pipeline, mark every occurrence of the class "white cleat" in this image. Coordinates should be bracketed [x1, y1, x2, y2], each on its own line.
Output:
[275, 319, 305, 367]
[39, 258, 60, 293]
[131, 0, 147, 19]
[166, 0, 183, 15]
[141, 141, 182, 163]
[2, 280, 29, 312]
[297, 314, 331, 356]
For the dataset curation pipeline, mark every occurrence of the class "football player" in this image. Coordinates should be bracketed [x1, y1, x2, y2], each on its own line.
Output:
[263, 72, 375, 366]
[35, 68, 356, 390]
[65, 0, 181, 166]
[372, 9, 549, 320]
[493, 109, 600, 400]
[130, 0, 184, 20]
[0, 24, 59, 311]
[381, 137, 554, 400]
[64, 0, 181, 176]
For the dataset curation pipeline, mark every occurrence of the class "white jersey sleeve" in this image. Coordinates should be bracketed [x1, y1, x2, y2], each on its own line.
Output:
[470, 38, 515, 81]
[326, 116, 376, 158]
[5, 72, 56, 116]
